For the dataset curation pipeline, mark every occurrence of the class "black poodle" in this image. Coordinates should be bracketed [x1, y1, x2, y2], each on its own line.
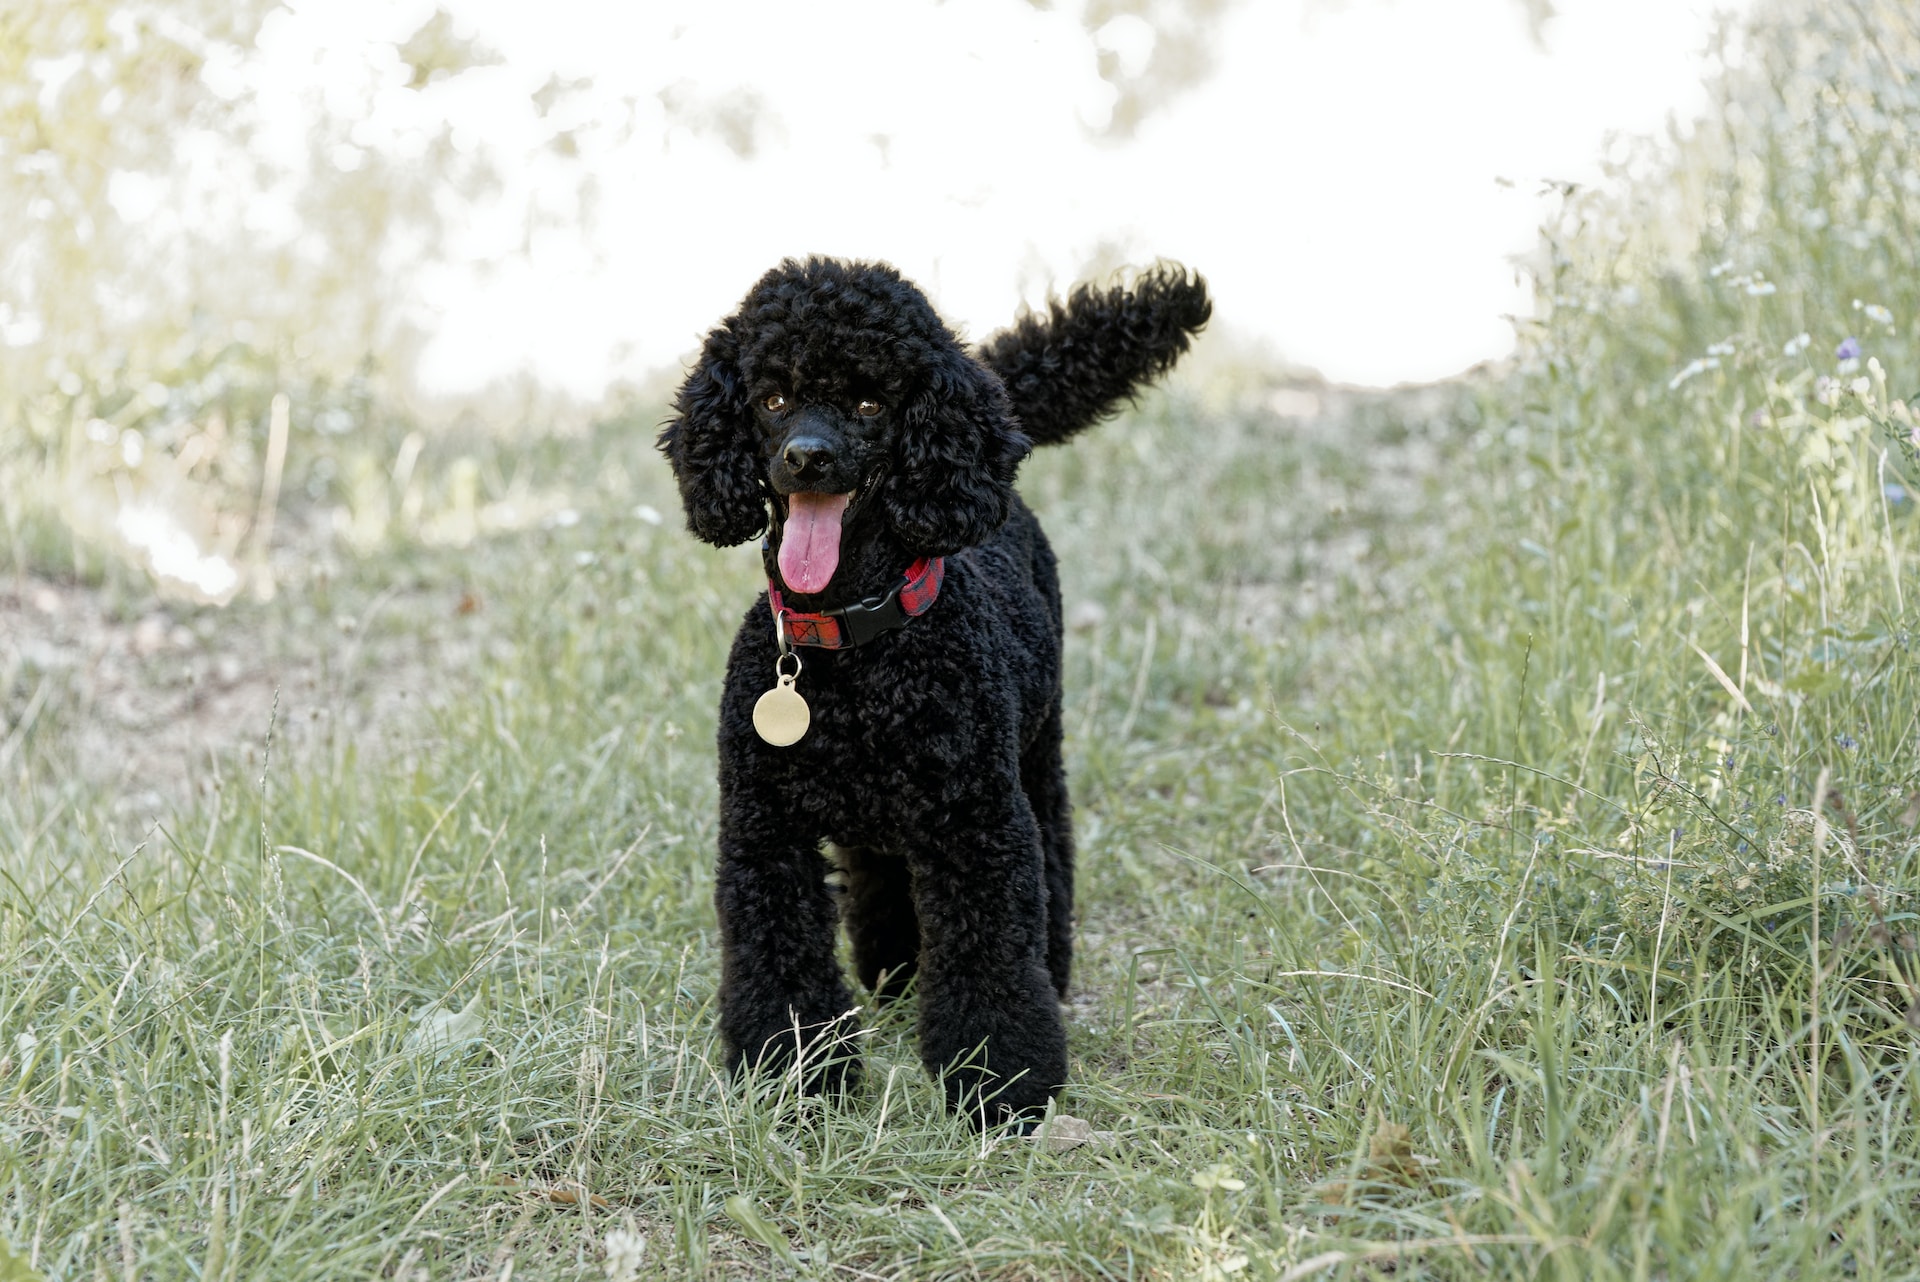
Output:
[659, 256, 1209, 1124]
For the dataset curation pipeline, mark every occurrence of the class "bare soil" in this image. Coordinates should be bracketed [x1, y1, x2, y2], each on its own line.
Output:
[0, 559, 499, 824]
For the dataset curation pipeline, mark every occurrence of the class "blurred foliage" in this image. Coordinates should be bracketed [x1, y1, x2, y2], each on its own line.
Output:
[1046, 0, 1564, 137]
[395, 7, 500, 89]
[1079, 0, 1236, 138]
[0, 0, 485, 386]
[0, 1, 273, 365]
[0, 1, 507, 599]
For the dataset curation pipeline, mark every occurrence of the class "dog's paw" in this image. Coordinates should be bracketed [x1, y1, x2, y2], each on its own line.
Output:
[937, 1062, 1061, 1129]
[726, 1009, 865, 1097]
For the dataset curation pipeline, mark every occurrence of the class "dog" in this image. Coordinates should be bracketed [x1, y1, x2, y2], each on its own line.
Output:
[659, 256, 1209, 1123]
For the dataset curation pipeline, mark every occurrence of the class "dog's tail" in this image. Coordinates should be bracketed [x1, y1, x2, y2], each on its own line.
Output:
[975, 262, 1211, 448]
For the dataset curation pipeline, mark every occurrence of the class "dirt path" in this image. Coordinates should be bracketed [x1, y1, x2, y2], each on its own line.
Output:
[0, 565, 497, 823]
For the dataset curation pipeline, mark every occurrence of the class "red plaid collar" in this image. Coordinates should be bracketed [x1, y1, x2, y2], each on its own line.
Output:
[768, 557, 945, 649]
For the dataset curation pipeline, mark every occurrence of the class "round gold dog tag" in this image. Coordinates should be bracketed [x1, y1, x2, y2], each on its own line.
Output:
[753, 675, 810, 746]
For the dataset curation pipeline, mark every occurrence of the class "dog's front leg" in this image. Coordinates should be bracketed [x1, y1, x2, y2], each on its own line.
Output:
[714, 802, 861, 1094]
[906, 790, 1067, 1126]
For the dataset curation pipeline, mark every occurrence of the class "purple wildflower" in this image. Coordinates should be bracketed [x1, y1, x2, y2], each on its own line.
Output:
[1835, 733, 1858, 751]
[1836, 336, 1862, 361]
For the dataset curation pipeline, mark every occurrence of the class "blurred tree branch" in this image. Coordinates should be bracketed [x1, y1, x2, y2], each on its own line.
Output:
[0, 2, 496, 399]
[1040, 0, 1560, 137]
[1514, 0, 1557, 48]
[0, 2, 276, 364]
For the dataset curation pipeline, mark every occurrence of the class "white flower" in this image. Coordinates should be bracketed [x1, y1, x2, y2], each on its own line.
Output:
[604, 1223, 647, 1281]
[1706, 340, 1736, 357]
[1864, 303, 1894, 325]
[1783, 332, 1811, 357]
[1668, 357, 1720, 390]
[1745, 279, 1777, 297]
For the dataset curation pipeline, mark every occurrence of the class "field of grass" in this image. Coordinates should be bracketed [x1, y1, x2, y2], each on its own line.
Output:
[6, 3, 1920, 1278]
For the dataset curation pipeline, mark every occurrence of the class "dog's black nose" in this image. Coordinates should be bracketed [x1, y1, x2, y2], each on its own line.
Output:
[783, 437, 834, 477]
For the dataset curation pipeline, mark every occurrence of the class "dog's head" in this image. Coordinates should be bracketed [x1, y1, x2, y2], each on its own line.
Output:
[658, 258, 1030, 592]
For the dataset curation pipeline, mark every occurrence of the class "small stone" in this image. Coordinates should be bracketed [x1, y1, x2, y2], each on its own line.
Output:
[1034, 1113, 1118, 1152]
[1039, 1114, 1095, 1151]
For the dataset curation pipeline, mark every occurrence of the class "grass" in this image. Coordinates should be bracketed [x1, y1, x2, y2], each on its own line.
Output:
[6, 2, 1920, 1277]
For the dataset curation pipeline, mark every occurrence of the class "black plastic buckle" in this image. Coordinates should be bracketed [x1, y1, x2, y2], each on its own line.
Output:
[830, 580, 910, 647]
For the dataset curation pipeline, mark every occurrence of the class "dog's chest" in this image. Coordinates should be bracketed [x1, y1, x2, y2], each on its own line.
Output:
[764, 653, 992, 829]
[795, 667, 963, 766]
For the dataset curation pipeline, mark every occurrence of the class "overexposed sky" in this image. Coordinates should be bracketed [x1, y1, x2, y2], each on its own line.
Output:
[261, 0, 1754, 395]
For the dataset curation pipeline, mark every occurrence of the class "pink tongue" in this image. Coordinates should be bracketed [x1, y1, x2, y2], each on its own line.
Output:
[778, 492, 851, 594]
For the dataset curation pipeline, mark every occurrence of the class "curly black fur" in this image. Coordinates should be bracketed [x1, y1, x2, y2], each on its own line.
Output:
[659, 256, 1209, 1124]
[977, 262, 1211, 447]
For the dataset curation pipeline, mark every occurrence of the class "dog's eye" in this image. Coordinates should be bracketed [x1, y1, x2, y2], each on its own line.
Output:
[856, 399, 882, 417]
[763, 393, 789, 413]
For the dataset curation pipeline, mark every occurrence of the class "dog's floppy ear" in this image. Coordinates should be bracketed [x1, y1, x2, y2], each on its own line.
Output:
[657, 325, 769, 547]
[883, 348, 1032, 556]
